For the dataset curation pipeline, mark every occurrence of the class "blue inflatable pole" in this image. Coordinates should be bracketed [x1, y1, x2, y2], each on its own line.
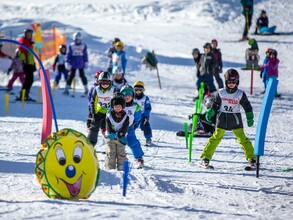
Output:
[0, 39, 59, 132]
[122, 161, 129, 196]
[254, 77, 278, 177]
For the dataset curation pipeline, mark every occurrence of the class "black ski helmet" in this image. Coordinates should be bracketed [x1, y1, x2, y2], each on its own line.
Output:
[98, 71, 111, 81]
[224, 69, 240, 86]
[120, 84, 135, 97]
[24, 28, 33, 37]
[269, 49, 278, 57]
[111, 92, 126, 108]
[203, 42, 212, 49]
[59, 44, 67, 53]
[192, 48, 200, 55]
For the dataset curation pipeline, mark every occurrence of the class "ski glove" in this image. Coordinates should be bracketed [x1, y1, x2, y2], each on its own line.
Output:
[119, 136, 127, 145]
[205, 108, 216, 123]
[143, 117, 149, 126]
[246, 112, 254, 127]
[260, 70, 263, 79]
[107, 133, 116, 140]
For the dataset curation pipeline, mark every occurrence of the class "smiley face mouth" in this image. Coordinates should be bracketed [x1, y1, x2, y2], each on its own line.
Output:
[60, 175, 82, 197]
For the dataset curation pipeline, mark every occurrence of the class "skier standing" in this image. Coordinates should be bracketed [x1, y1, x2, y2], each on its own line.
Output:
[133, 81, 153, 146]
[64, 32, 89, 95]
[105, 92, 129, 170]
[200, 69, 256, 168]
[210, 39, 224, 89]
[88, 71, 114, 146]
[52, 44, 68, 87]
[120, 84, 144, 168]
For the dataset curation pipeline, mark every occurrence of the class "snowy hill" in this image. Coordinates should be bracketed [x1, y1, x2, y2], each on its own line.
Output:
[0, 0, 293, 219]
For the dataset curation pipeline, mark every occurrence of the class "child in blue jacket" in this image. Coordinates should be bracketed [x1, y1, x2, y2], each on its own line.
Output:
[133, 81, 153, 146]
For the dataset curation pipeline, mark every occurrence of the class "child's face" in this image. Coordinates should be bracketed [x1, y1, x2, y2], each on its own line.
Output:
[204, 47, 210, 54]
[115, 45, 122, 51]
[125, 94, 133, 103]
[211, 43, 217, 48]
[227, 82, 237, 89]
[114, 105, 122, 112]
[100, 80, 111, 89]
[193, 53, 199, 59]
[270, 54, 276, 59]
[134, 88, 143, 95]
[60, 48, 66, 54]
[114, 73, 123, 80]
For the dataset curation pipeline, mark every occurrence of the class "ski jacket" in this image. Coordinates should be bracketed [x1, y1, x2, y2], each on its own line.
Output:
[18, 37, 35, 65]
[110, 51, 127, 73]
[106, 109, 129, 135]
[88, 82, 98, 105]
[241, 0, 253, 16]
[134, 93, 151, 118]
[53, 53, 67, 71]
[90, 86, 115, 114]
[212, 88, 253, 130]
[211, 48, 223, 71]
[199, 52, 215, 76]
[261, 58, 279, 78]
[256, 16, 269, 29]
[66, 42, 88, 69]
[193, 53, 201, 77]
[124, 101, 141, 128]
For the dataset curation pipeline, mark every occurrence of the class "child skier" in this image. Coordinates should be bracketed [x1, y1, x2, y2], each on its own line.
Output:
[109, 41, 127, 75]
[6, 49, 25, 92]
[259, 48, 271, 94]
[52, 44, 68, 87]
[64, 32, 89, 95]
[112, 65, 128, 92]
[105, 92, 130, 170]
[189, 97, 216, 136]
[211, 39, 224, 89]
[107, 37, 121, 72]
[200, 69, 256, 168]
[196, 43, 217, 99]
[133, 81, 153, 146]
[120, 84, 144, 169]
[260, 49, 280, 96]
[86, 70, 102, 129]
[88, 71, 115, 146]
[254, 10, 276, 35]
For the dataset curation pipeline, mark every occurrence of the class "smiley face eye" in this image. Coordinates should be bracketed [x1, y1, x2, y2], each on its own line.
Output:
[73, 145, 82, 163]
[56, 147, 66, 166]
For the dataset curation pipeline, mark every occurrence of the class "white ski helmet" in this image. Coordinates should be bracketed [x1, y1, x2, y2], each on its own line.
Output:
[73, 32, 82, 41]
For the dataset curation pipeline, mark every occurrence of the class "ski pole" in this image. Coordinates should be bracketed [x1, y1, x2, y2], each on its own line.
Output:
[5, 93, 9, 115]
[123, 161, 130, 196]
[183, 122, 189, 149]
[21, 89, 26, 110]
[250, 55, 254, 95]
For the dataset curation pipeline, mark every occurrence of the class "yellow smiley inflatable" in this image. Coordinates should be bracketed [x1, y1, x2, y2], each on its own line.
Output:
[35, 128, 100, 199]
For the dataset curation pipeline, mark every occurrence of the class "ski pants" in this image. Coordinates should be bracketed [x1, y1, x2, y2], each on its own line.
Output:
[22, 64, 35, 97]
[7, 72, 25, 89]
[200, 127, 255, 161]
[87, 112, 106, 146]
[127, 127, 144, 159]
[55, 69, 68, 85]
[213, 69, 224, 89]
[104, 139, 128, 170]
[196, 75, 217, 93]
[67, 68, 88, 86]
[140, 116, 152, 139]
[243, 14, 252, 37]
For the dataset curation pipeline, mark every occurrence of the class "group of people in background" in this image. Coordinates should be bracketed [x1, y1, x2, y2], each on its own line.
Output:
[241, 0, 277, 41]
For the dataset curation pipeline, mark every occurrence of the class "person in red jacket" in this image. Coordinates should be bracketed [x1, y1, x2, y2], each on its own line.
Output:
[16, 29, 36, 101]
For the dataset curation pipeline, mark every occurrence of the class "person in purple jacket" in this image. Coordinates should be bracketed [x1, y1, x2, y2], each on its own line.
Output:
[64, 32, 89, 95]
[260, 49, 280, 97]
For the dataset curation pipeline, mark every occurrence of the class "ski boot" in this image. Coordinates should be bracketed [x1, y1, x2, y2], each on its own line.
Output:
[245, 158, 256, 171]
[145, 138, 152, 146]
[135, 157, 144, 169]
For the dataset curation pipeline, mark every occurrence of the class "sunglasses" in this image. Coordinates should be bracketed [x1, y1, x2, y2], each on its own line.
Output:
[227, 80, 237, 84]
[134, 88, 143, 92]
[100, 81, 110, 85]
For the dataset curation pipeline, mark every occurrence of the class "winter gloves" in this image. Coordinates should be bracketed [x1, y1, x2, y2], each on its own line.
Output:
[7, 68, 12, 75]
[205, 108, 216, 123]
[246, 112, 254, 127]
